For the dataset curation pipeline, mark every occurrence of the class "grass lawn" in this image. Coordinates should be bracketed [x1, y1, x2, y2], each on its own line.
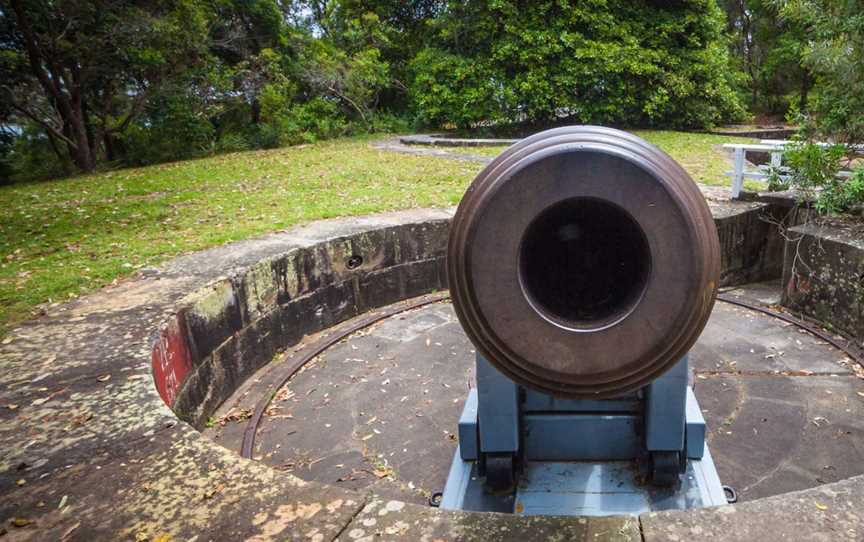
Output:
[0, 135, 480, 336]
[0, 129, 761, 336]
[446, 130, 762, 189]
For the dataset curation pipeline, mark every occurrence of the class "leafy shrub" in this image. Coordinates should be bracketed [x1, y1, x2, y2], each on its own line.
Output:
[830, 167, 864, 214]
[270, 98, 349, 146]
[120, 89, 216, 166]
[215, 132, 252, 154]
[409, 0, 744, 130]
[368, 112, 411, 134]
[773, 140, 864, 215]
[5, 126, 71, 182]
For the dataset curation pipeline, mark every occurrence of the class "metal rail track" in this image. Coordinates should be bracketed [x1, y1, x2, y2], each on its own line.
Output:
[240, 291, 863, 459]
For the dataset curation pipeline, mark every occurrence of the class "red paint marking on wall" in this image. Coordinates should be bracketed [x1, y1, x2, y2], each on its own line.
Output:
[152, 314, 194, 407]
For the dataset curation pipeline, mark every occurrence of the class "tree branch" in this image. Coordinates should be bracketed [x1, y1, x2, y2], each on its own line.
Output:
[5, 96, 78, 148]
[106, 88, 151, 135]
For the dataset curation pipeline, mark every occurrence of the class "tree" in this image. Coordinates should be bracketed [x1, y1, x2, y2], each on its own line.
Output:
[296, 12, 390, 125]
[777, 0, 864, 143]
[409, 0, 744, 130]
[720, 0, 811, 115]
[0, 0, 210, 172]
[209, 0, 289, 126]
[327, 0, 444, 109]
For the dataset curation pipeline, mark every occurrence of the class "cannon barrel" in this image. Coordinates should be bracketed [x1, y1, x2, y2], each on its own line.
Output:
[448, 126, 720, 398]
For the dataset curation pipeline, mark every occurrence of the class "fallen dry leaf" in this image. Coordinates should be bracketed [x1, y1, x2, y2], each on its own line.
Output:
[60, 521, 81, 541]
[215, 407, 252, 426]
[372, 467, 393, 478]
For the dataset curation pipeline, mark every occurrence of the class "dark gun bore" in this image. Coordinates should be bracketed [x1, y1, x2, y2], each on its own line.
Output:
[519, 197, 651, 331]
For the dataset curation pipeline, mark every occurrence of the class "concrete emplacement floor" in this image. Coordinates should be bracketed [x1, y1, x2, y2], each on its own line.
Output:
[205, 280, 864, 510]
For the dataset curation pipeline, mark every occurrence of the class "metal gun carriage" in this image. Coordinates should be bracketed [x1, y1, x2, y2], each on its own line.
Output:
[441, 126, 728, 515]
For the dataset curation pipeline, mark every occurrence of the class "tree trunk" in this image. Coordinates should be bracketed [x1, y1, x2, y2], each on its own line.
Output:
[10, 0, 96, 172]
[66, 109, 95, 171]
[251, 98, 261, 124]
[45, 130, 71, 176]
[799, 70, 811, 112]
[104, 133, 116, 162]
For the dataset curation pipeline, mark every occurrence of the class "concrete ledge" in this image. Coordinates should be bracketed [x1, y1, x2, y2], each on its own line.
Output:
[707, 126, 797, 139]
[164, 201, 793, 428]
[642, 473, 864, 541]
[782, 218, 864, 346]
[162, 217, 450, 428]
[342, 497, 639, 541]
[1, 203, 858, 540]
[398, 134, 519, 147]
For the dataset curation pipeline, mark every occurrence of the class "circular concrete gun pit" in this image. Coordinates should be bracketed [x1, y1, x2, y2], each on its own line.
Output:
[206, 284, 864, 506]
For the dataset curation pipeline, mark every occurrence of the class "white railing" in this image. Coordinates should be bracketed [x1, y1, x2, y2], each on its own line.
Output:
[723, 140, 855, 198]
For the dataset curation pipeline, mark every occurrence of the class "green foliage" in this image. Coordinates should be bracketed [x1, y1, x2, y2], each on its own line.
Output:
[782, 141, 845, 191]
[119, 80, 217, 166]
[6, 126, 71, 181]
[260, 97, 349, 147]
[410, 0, 744, 130]
[839, 169, 864, 210]
[720, 0, 811, 116]
[777, 0, 864, 143]
[7, 0, 826, 179]
[409, 48, 507, 129]
[0, 0, 213, 172]
[773, 139, 863, 215]
[0, 0, 404, 179]
[812, 164, 864, 216]
[297, 33, 391, 125]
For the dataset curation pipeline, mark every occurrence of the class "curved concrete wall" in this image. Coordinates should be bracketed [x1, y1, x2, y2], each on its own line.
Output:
[152, 211, 452, 428]
[154, 201, 793, 429]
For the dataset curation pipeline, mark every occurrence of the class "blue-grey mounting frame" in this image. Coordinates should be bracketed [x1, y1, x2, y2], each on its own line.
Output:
[441, 353, 727, 515]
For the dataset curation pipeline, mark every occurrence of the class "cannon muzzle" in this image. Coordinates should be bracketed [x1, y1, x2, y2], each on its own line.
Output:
[448, 126, 720, 398]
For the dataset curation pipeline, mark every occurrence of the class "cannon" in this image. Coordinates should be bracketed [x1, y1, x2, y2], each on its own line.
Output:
[440, 126, 727, 515]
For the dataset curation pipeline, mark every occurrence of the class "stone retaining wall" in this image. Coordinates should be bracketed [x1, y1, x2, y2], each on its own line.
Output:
[713, 201, 798, 286]
[782, 219, 864, 346]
